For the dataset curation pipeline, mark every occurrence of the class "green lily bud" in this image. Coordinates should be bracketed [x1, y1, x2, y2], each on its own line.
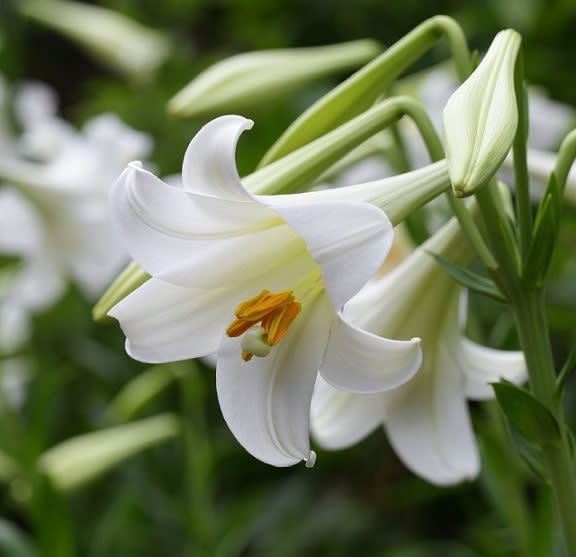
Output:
[168, 40, 382, 118]
[40, 414, 180, 492]
[19, 0, 170, 81]
[443, 29, 521, 197]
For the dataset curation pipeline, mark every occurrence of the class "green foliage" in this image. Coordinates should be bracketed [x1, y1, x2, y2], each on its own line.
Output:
[493, 381, 561, 446]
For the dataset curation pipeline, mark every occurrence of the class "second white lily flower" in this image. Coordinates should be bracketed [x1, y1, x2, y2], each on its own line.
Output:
[311, 217, 527, 485]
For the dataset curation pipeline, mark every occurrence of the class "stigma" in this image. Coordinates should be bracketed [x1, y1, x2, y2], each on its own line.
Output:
[226, 289, 302, 361]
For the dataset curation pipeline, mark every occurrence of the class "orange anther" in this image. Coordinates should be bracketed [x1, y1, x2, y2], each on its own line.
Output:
[262, 301, 302, 345]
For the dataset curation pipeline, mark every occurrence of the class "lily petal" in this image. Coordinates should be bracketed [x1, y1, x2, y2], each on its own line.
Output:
[320, 311, 421, 393]
[182, 115, 254, 201]
[311, 375, 387, 449]
[111, 162, 321, 288]
[109, 251, 317, 363]
[266, 197, 393, 307]
[457, 337, 527, 400]
[216, 293, 333, 466]
[385, 360, 480, 486]
[109, 277, 233, 362]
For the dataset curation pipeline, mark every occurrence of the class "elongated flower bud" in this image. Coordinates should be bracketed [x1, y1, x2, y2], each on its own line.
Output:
[168, 40, 382, 118]
[19, 0, 170, 81]
[443, 29, 521, 196]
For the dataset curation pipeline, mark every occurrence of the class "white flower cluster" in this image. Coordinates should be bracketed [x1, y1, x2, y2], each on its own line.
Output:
[0, 77, 152, 353]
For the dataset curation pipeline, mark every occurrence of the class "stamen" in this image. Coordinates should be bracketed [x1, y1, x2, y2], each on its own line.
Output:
[227, 288, 302, 361]
[262, 302, 301, 345]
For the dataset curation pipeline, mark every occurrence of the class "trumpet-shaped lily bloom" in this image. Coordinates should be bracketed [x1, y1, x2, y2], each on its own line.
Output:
[0, 81, 152, 351]
[311, 217, 527, 485]
[108, 115, 431, 467]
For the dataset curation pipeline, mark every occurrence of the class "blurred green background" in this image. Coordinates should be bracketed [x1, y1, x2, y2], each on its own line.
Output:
[0, 1, 575, 555]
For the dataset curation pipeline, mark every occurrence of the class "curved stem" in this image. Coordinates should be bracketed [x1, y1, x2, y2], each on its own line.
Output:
[554, 128, 576, 195]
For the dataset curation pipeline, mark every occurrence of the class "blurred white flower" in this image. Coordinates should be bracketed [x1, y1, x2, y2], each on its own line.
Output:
[311, 217, 527, 485]
[108, 115, 427, 467]
[0, 81, 152, 352]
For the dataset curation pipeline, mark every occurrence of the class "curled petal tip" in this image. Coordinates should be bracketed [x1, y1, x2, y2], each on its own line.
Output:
[305, 450, 317, 468]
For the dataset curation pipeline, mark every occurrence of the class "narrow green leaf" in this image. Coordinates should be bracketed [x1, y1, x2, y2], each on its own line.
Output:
[524, 173, 561, 285]
[493, 382, 561, 446]
[105, 364, 186, 422]
[428, 252, 506, 302]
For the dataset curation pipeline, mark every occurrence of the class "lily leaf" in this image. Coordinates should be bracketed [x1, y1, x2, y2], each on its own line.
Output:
[428, 252, 506, 303]
[492, 381, 560, 447]
[524, 173, 561, 285]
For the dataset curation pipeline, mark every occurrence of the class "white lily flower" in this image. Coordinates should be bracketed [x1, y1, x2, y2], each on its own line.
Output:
[0, 85, 152, 351]
[311, 217, 527, 485]
[108, 115, 435, 467]
[443, 30, 521, 196]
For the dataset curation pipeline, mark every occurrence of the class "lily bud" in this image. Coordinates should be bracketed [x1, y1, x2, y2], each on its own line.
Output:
[39, 414, 180, 492]
[443, 29, 521, 196]
[168, 40, 382, 118]
[19, 0, 170, 81]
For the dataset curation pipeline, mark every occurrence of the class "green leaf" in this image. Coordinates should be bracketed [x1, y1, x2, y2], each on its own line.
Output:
[428, 252, 506, 302]
[524, 173, 561, 285]
[492, 381, 561, 447]
[105, 363, 186, 422]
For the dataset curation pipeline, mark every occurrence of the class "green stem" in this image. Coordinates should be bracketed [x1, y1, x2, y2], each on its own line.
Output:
[398, 100, 498, 270]
[511, 288, 576, 557]
[475, 182, 521, 284]
[259, 16, 471, 166]
[554, 129, 576, 196]
[512, 50, 532, 262]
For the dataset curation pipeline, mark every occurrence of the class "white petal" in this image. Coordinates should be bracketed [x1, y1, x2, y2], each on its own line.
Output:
[320, 311, 421, 393]
[386, 354, 480, 486]
[111, 162, 320, 288]
[108, 254, 317, 363]
[458, 337, 527, 400]
[109, 277, 240, 363]
[265, 197, 393, 307]
[216, 293, 333, 466]
[310, 375, 386, 449]
[182, 115, 254, 201]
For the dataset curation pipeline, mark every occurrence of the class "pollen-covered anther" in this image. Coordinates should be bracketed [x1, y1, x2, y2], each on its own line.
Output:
[226, 288, 302, 360]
